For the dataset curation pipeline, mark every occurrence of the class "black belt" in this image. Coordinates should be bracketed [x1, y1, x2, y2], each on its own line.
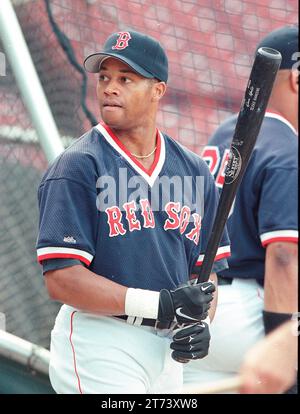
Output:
[218, 275, 233, 285]
[115, 315, 179, 330]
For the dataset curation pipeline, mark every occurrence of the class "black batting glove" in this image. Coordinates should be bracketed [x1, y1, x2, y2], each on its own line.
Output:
[158, 281, 215, 325]
[170, 322, 210, 363]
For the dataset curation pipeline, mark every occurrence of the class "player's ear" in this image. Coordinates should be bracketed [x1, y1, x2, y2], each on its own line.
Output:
[290, 70, 298, 94]
[152, 81, 167, 102]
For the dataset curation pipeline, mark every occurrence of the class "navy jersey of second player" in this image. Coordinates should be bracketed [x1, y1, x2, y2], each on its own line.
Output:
[37, 123, 230, 291]
[202, 112, 298, 282]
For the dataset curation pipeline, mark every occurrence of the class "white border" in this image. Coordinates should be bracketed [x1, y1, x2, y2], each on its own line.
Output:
[265, 112, 297, 135]
[260, 229, 298, 243]
[37, 247, 93, 263]
[196, 245, 231, 264]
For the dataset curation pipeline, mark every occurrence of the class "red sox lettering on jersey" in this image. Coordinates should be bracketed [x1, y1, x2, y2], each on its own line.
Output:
[105, 200, 201, 245]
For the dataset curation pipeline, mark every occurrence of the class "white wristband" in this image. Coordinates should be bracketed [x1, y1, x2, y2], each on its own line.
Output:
[125, 288, 160, 319]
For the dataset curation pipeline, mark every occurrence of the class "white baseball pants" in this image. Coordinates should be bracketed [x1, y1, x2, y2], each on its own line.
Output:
[49, 304, 183, 394]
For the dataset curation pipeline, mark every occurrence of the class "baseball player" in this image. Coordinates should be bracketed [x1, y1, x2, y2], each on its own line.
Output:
[36, 30, 230, 394]
[184, 25, 298, 393]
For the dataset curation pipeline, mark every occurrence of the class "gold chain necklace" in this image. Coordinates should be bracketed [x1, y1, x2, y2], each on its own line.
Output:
[130, 146, 157, 159]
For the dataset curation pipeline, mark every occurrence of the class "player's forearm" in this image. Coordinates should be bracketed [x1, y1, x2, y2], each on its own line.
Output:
[264, 242, 298, 313]
[45, 265, 215, 325]
[45, 265, 127, 315]
[240, 320, 298, 394]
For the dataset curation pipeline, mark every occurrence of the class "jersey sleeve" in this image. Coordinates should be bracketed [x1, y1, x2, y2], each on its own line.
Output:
[36, 174, 98, 267]
[258, 167, 298, 246]
[192, 165, 231, 273]
[41, 258, 83, 274]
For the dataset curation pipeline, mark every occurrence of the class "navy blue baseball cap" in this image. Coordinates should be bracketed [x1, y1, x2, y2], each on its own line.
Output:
[84, 30, 168, 82]
[256, 25, 298, 70]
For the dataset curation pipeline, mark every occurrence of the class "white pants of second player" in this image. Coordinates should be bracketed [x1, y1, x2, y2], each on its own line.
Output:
[49, 304, 183, 394]
[183, 278, 264, 387]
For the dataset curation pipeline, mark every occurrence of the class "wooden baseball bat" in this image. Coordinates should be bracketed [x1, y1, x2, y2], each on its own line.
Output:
[180, 375, 243, 394]
[197, 47, 282, 283]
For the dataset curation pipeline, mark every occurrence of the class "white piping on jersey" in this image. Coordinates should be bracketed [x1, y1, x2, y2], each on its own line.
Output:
[95, 123, 166, 187]
[265, 112, 297, 135]
[37, 247, 93, 264]
[260, 229, 298, 244]
[196, 244, 231, 265]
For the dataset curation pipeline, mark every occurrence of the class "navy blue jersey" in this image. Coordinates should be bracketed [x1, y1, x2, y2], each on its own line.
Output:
[37, 123, 230, 291]
[202, 112, 298, 282]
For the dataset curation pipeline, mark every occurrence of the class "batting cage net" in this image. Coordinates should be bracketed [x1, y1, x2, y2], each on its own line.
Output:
[0, 0, 297, 348]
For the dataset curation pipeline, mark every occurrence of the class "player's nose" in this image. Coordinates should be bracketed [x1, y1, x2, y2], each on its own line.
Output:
[103, 79, 120, 96]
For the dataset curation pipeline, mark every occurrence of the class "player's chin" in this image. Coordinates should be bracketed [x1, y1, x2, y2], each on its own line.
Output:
[100, 109, 125, 128]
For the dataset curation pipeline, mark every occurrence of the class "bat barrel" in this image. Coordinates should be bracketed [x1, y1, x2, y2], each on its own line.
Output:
[258, 47, 282, 58]
[197, 47, 282, 283]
